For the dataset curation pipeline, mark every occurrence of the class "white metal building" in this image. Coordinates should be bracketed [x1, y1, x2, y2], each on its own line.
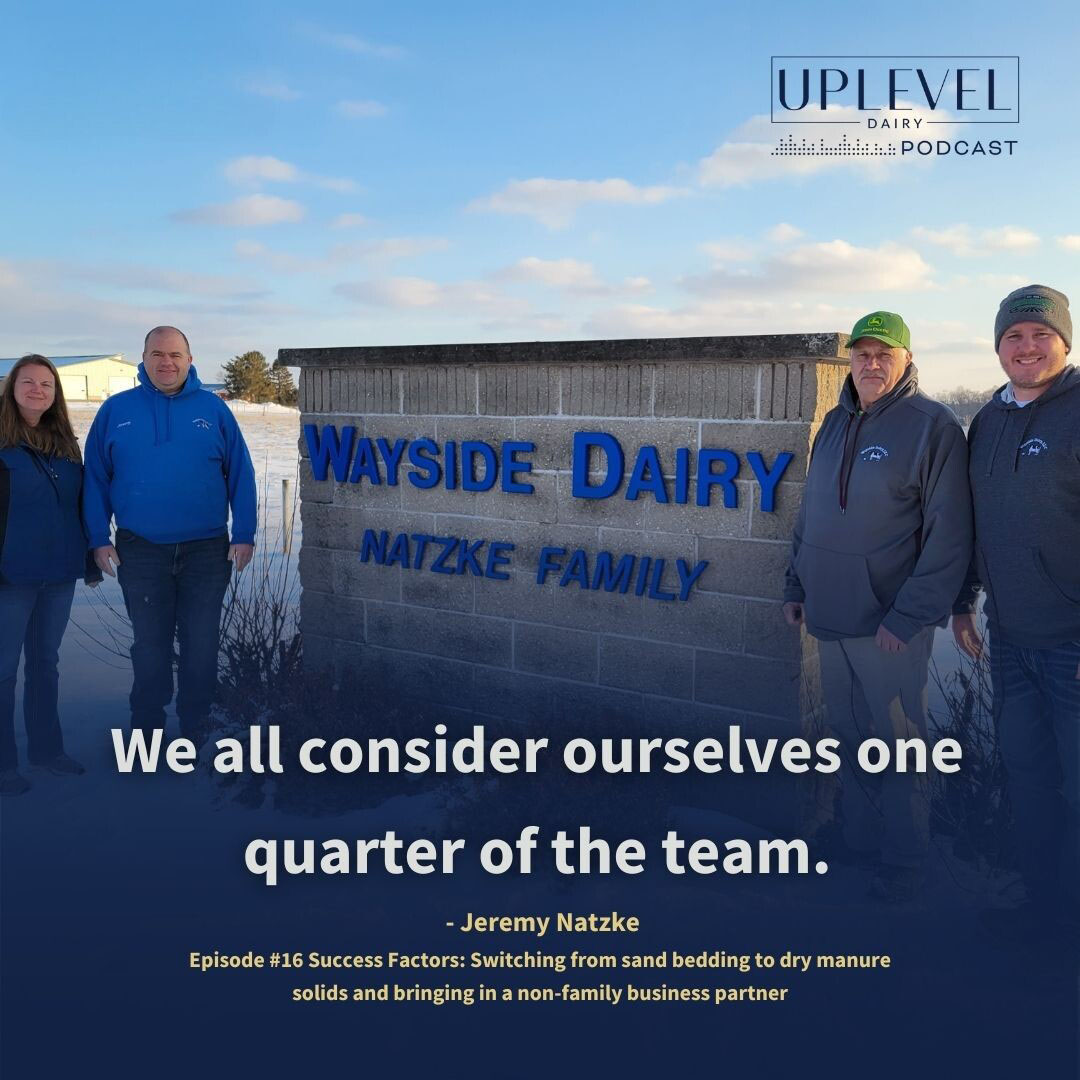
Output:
[0, 354, 137, 401]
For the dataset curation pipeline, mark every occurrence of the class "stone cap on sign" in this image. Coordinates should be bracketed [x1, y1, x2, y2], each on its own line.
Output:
[278, 333, 849, 369]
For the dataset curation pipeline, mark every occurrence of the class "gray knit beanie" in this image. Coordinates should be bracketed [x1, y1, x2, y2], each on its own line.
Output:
[995, 284, 1072, 351]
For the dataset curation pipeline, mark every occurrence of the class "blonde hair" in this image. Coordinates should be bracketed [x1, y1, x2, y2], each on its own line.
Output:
[0, 355, 82, 461]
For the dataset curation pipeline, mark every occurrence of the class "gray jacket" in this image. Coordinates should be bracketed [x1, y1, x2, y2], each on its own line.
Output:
[784, 363, 973, 642]
[953, 365, 1080, 647]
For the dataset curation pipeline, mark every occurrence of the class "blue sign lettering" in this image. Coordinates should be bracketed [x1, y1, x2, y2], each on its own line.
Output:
[302, 425, 794, 511]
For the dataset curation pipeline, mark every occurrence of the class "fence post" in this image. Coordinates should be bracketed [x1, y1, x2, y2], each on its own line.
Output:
[282, 477, 296, 554]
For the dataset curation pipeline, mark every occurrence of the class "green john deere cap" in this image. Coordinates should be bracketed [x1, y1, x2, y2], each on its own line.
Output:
[849, 311, 911, 351]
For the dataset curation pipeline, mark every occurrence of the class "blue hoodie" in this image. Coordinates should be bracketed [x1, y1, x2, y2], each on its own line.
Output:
[82, 363, 257, 547]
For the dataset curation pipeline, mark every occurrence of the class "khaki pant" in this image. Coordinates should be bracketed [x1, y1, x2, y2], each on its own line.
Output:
[817, 627, 934, 869]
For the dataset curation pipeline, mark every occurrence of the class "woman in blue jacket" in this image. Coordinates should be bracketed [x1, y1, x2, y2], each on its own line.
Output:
[0, 354, 98, 796]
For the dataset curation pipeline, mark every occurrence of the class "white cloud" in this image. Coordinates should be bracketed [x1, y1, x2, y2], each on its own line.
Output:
[700, 241, 755, 263]
[1056, 235, 1080, 252]
[223, 155, 356, 193]
[332, 213, 370, 229]
[698, 108, 955, 188]
[225, 156, 299, 185]
[911, 224, 1040, 257]
[242, 78, 301, 101]
[340, 277, 442, 308]
[337, 100, 389, 118]
[495, 257, 652, 296]
[773, 240, 933, 291]
[497, 257, 604, 290]
[303, 24, 404, 59]
[367, 236, 448, 258]
[982, 226, 1040, 251]
[172, 195, 306, 227]
[468, 177, 687, 229]
[336, 276, 529, 318]
[700, 224, 805, 265]
[683, 239, 934, 296]
[767, 223, 804, 244]
[910, 224, 972, 255]
[0, 259, 18, 288]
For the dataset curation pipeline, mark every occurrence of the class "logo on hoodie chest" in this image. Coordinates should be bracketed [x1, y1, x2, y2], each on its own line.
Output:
[859, 444, 889, 462]
[192, 418, 211, 431]
[1019, 436, 1049, 457]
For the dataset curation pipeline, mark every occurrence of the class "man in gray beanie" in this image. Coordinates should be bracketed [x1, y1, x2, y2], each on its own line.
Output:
[952, 284, 1079, 941]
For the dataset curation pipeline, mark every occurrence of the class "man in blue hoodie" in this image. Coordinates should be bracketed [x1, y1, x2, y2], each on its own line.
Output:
[83, 326, 257, 743]
[952, 285, 1080, 940]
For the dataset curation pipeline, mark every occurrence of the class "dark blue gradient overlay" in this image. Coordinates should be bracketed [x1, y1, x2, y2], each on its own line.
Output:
[2, 710, 1077, 1078]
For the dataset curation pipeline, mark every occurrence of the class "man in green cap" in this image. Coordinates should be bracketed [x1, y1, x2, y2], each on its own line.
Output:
[783, 311, 973, 901]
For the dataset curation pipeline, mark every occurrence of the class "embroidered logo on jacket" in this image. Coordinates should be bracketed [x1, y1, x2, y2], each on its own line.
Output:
[1019, 437, 1048, 456]
[859, 444, 889, 462]
[192, 418, 211, 430]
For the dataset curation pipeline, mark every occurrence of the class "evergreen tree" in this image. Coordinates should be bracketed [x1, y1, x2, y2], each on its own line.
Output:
[222, 351, 273, 402]
[269, 363, 298, 407]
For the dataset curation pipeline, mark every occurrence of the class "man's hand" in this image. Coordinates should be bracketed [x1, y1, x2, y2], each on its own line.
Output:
[93, 545, 120, 577]
[951, 613, 984, 660]
[229, 543, 255, 572]
[875, 624, 907, 653]
[782, 601, 804, 627]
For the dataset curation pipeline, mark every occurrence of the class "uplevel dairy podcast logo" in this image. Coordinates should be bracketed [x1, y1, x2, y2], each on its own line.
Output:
[770, 56, 1020, 161]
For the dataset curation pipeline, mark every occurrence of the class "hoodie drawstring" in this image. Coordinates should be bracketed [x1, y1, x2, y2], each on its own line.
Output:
[1012, 400, 1040, 472]
[985, 409, 1009, 478]
[838, 411, 866, 514]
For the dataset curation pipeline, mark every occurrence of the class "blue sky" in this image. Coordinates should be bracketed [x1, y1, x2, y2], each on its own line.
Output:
[1, 0, 1077, 390]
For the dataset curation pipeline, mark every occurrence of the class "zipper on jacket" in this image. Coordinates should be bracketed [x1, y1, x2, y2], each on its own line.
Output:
[23, 445, 61, 501]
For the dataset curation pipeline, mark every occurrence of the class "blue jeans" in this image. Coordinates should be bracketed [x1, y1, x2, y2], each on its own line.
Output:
[116, 530, 231, 736]
[990, 634, 1080, 907]
[0, 581, 76, 770]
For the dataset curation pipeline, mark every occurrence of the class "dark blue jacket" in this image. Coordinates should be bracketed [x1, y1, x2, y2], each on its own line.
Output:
[0, 445, 97, 585]
[784, 364, 972, 642]
[82, 364, 257, 547]
[953, 365, 1080, 647]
